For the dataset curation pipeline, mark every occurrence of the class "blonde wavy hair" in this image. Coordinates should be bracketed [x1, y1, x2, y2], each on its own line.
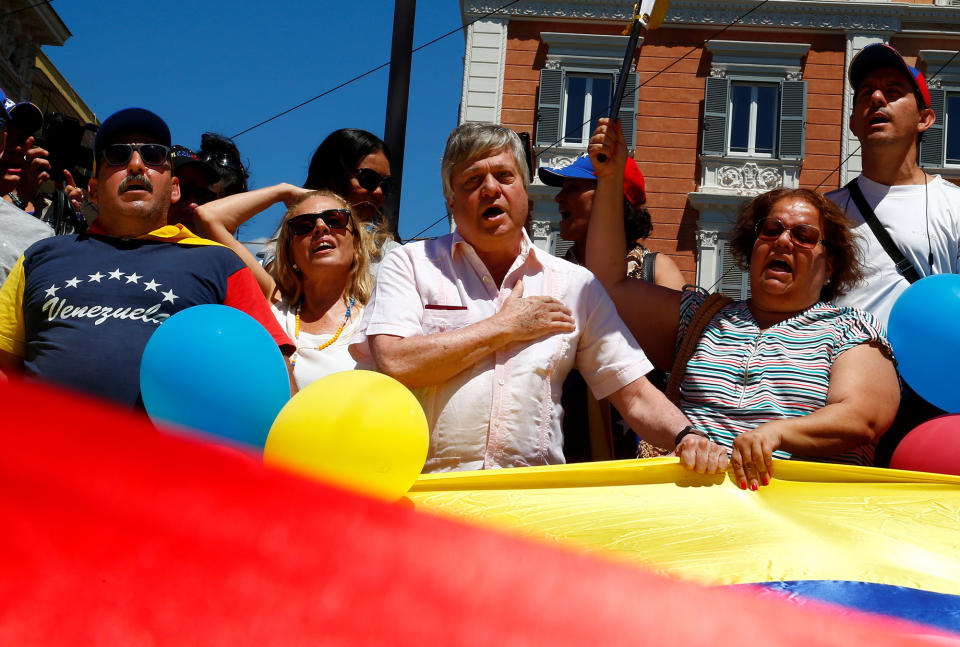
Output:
[272, 190, 374, 307]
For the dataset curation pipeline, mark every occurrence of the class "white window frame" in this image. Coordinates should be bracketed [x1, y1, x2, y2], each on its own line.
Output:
[945, 91, 960, 167]
[727, 81, 779, 158]
[561, 72, 614, 147]
[918, 50, 960, 175]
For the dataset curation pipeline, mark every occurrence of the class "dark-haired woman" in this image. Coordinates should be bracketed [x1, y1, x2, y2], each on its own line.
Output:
[585, 119, 900, 490]
[196, 187, 374, 388]
[305, 128, 400, 273]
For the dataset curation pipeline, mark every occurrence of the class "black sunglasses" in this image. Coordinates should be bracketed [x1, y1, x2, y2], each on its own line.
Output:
[286, 209, 352, 236]
[354, 167, 393, 194]
[755, 217, 824, 249]
[102, 143, 171, 167]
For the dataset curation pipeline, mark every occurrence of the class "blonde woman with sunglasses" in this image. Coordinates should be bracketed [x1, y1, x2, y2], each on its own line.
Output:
[196, 186, 374, 388]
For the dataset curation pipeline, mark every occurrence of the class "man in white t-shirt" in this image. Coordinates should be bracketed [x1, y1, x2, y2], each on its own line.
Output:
[826, 43, 960, 326]
[352, 123, 728, 473]
[826, 43, 960, 465]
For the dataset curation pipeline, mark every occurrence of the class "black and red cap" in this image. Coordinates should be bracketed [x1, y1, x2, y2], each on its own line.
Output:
[849, 43, 931, 110]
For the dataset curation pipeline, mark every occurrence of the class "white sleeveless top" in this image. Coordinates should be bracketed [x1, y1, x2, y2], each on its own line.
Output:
[271, 299, 368, 389]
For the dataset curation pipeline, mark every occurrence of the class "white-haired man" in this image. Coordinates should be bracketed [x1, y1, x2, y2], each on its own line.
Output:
[352, 122, 727, 474]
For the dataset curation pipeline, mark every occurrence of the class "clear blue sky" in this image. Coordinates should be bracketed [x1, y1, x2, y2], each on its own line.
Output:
[43, 0, 466, 242]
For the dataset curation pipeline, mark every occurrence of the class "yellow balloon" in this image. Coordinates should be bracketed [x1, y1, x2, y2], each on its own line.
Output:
[264, 370, 429, 501]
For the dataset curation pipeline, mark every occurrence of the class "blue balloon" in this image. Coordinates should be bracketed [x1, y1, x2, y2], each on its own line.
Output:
[888, 274, 960, 413]
[140, 304, 290, 447]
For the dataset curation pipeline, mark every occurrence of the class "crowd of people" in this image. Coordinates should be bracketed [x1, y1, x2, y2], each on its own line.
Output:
[1, 43, 957, 486]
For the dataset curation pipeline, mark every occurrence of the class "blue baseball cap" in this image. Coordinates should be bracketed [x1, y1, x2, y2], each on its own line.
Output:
[94, 107, 171, 160]
[538, 154, 647, 205]
[0, 86, 13, 126]
[538, 154, 597, 185]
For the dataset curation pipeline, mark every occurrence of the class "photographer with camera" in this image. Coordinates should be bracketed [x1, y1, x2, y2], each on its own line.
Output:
[0, 88, 53, 281]
[29, 110, 93, 235]
[1, 90, 48, 213]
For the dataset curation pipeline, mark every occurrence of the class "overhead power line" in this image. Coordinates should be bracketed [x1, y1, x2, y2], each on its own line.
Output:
[231, 0, 522, 139]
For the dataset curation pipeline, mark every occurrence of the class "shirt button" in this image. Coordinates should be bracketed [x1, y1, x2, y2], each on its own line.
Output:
[494, 419, 500, 426]
[498, 378, 505, 386]
[482, 275, 491, 282]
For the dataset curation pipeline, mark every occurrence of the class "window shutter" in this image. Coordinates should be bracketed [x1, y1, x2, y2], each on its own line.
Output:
[702, 76, 729, 156]
[536, 68, 564, 147]
[613, 71, 638, 151]
[717, 239, 750, 299]
[553, 236, 574, 258]
[778, 80, 806, 160]
[919, 87, 946, 168]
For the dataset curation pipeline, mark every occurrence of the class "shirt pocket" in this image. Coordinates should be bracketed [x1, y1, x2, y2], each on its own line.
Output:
[421, 308, 473, 335]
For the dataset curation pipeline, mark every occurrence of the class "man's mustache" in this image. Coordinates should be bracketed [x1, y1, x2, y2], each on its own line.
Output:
[119, 174, 153, 193]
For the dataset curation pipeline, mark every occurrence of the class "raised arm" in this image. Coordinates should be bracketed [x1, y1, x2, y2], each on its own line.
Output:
[368, 281, 576, 390]
[652, 253, 686, 291]
[584, 119, 682, 371]
[193, 183, 311, 300]
[730, 342, 900, 489]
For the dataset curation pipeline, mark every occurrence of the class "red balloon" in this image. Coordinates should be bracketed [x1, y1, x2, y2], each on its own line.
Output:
[890, 415, 960, 476]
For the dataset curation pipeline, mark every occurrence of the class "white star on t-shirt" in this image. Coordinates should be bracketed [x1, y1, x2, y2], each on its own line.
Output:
[108, 268, 124, 280]
[143, 279, 161, 292]
[44, 284, 59, 298]
[125, 272, 142, 284]
[88, 271, 104, 283]
[161, 289, 179, 304]
[64, 277, 81, 288]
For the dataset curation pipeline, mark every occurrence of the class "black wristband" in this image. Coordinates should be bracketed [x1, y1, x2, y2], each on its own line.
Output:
[674, 425, 705, 447]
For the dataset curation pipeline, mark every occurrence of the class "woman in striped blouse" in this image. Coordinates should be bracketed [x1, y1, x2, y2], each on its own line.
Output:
[585, 119, 900, 490]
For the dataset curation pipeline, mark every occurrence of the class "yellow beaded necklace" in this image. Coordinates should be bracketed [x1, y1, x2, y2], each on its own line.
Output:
[290, 296, 356, 367]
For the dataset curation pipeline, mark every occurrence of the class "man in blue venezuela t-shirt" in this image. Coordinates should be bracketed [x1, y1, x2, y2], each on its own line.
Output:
[0, 107, 293, 407]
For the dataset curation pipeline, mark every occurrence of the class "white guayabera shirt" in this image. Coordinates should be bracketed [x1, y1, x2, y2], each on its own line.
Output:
[352, 229, 652, 473]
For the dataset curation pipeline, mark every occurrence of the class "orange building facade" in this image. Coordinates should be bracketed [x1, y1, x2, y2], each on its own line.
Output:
[457, 0, 960, 295]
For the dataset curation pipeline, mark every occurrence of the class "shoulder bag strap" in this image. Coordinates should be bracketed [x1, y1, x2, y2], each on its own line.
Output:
[663, 291, 733, 405]
[641, 251, 658, 283]
[845, 179, 921, 284]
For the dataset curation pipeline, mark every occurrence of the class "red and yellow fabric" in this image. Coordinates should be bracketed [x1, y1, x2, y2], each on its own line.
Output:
[1, 377, 956, 645]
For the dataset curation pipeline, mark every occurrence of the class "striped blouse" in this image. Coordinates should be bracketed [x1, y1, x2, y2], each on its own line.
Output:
[676, 291, 892, 466]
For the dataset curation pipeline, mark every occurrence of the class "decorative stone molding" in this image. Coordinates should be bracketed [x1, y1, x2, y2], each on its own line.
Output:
[695, 229, 719, 251]
[700, 157, 800, 193]
[531, 219, 552, 239]
[541, 32, 633, 69]
[920, 50, 960, 87]
[533, 149, 583, 177]
[463, 1, 960, 30]
[667, 3, 900, 32]
[705, 41, 810, 80]
[716, 162, 783, 192]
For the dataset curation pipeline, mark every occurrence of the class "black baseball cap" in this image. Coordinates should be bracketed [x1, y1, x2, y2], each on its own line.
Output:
[170, 145, 220, 184]
[94, 107, 171, 160]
